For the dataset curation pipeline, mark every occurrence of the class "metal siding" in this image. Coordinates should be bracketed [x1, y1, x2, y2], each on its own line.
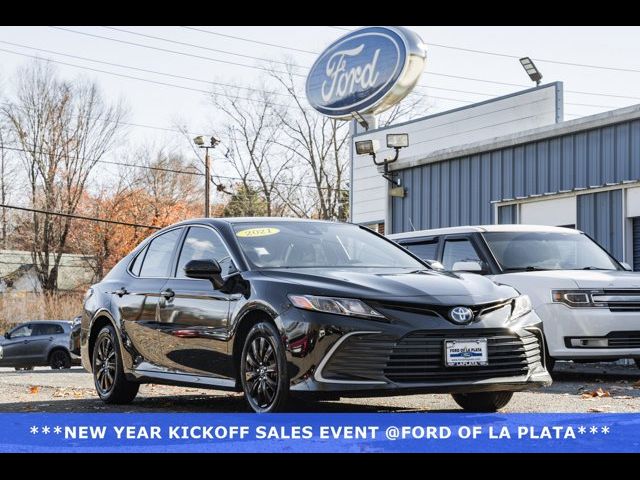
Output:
[577, 190, 623, 260]
[391, 118, 640, 234]
[633, 217, 640, 271]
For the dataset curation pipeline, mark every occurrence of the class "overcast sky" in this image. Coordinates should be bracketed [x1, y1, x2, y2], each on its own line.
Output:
[2, 26, 640, 196]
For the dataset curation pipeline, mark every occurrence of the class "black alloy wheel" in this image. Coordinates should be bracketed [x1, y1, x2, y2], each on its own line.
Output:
[49, 350, 71, 369]
[240, 322, 289, 413]
[92, 325, 139, 404]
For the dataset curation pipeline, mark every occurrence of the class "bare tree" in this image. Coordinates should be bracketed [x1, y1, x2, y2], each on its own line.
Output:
[269, 68, 349, 221]
[211, 86, 294, 217]
[378, 90, 433, 127]
[0, 121, 16, 249]
[2, 60, 127, 293]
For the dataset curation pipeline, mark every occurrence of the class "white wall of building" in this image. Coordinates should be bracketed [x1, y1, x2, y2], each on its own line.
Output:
[520, 196, 577, 226]
[351, 83, 562, 225]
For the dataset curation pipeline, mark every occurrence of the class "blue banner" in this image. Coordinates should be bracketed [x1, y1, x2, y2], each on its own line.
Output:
[1, 413, 639, 453]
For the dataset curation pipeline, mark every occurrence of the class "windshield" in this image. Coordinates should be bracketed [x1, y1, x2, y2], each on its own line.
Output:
[483, 231, 620, 271]
[233, 222, 425, 270]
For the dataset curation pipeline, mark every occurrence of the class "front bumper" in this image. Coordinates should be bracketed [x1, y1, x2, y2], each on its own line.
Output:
[281, 305, 551, 395]
[535, 303, 640, 359]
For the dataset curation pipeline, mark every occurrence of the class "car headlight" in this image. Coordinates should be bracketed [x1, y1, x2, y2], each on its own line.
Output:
[288, 294, 385, 320]
[552, 289, 605, 307]
[511, 294, 532, 320]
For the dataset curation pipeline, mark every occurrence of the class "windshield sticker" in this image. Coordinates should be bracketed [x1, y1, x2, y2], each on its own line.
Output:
[236, 227, 280, 238]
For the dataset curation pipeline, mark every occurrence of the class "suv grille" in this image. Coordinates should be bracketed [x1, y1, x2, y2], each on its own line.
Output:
[592, 290, 640, 312]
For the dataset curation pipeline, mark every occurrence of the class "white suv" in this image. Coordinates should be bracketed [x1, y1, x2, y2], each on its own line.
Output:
[389, 225, 640, 370]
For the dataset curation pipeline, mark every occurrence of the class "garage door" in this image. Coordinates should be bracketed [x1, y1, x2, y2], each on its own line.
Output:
[634, 217, 640, 271]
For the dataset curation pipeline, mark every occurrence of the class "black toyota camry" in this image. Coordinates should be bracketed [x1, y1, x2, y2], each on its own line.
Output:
[80, 218, 551, 412]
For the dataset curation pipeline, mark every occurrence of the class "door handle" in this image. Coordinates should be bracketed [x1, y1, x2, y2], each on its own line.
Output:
[114, 287, 128, 297]
[161, 288, 175, 300]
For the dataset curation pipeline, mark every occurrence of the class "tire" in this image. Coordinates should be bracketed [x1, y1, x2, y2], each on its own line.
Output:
[49, 350, 71, 369]
[92, 325, 139, 404]
[451, 391, 514, 412]
[240, 322, 289, 413]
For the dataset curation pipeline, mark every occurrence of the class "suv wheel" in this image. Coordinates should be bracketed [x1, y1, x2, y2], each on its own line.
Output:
[49, 350, 71, 369]
[240, 322, 289, 413]
[92, 325, 139, 404]
[451, 391, 514, 412]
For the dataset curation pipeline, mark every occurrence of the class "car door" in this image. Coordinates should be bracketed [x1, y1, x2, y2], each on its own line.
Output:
[115, 227, 184, 370]
[156, 225, 239, 378]
[26, 323, 59, 363]
[0, 324, 33, 366]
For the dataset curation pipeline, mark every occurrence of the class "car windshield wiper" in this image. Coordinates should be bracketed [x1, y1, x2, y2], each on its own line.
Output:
[502, 266, 548, 272]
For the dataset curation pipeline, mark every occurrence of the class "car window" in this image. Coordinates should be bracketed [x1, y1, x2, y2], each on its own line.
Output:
[139, 229, 182, 277]
[176, 226, 235, 278]
[31, 324, 64, 336]
[403, 240, 438, 260]
[442, 239, 483, 270]
[129, 245, 147, 277]
[10, 325, 32, 338]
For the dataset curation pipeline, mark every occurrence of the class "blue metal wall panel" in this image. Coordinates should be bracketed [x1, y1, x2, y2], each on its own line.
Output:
[576, 190, 623, 260]
[390, 117, 640, 234]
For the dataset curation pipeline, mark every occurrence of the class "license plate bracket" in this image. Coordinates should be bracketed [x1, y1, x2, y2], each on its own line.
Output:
[444, 338, 488, 367]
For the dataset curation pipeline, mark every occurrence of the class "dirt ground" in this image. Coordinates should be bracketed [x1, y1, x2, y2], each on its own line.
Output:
[1, 362, 639, 413]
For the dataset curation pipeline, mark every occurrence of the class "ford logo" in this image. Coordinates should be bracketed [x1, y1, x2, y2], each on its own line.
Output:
[305, 26, 427, 119]
[449, 306, 474, 325]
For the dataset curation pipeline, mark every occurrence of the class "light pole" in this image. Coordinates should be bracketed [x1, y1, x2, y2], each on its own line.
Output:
[193, 135, 220, 217]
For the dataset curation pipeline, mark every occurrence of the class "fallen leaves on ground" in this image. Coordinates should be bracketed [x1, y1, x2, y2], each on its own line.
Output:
[614, 395, 633, 400]
[52, 387, 90, 398]
[587, 407, 610, 413]
[581, 387, 611, 398]
[28, 386, 39, 394]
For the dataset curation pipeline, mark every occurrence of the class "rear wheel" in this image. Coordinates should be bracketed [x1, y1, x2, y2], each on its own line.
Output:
[240, 322, 289, 413]
[92, 325, 139, 404]
[49, 350, 71, 369]
[451, 391, 514, 412]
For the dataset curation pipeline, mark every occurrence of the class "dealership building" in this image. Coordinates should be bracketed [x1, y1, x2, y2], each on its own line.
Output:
[350, 82, 640, 270]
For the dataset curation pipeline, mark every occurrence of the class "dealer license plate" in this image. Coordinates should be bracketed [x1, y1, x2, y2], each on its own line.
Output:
[445, 338, 488, 367]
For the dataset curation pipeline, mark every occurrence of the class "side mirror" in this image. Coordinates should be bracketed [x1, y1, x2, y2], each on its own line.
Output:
[184, 259, 224, 289]
[452, 260, 485, 274]
[620, 262, 633, 272]
[4, 332, 10, 339]
[423, 259, 445, 271]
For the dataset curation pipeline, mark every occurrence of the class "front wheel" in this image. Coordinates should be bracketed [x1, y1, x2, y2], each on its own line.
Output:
[240, 322, 289, 413]
[92, 325, 139, 404]
[451, 391, 514, 412]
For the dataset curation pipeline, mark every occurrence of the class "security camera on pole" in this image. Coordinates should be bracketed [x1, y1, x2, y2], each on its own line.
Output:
[193, 135, 220, 218]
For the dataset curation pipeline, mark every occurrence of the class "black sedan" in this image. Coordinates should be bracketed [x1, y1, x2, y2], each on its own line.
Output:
[80, 218, 551, 412]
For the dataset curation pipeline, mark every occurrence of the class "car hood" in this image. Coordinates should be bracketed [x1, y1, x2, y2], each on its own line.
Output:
[258, 268, 517, 304]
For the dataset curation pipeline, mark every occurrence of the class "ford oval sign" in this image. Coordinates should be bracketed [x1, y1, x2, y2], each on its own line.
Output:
[306, 26, 427, 119]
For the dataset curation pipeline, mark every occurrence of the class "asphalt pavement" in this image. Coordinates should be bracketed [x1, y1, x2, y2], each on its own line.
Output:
[1, 362, 639, 413]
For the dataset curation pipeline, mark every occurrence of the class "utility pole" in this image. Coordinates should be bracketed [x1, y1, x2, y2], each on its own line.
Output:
[193, 136, 220, 217]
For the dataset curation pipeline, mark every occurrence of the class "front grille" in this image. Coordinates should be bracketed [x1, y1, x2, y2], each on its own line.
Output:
[372, 299, 513, 322]
[607, 331, 640, 348]
[385, 329, 539, 383]
[592, 290, 640, 312]
[320, 329, 541, 384]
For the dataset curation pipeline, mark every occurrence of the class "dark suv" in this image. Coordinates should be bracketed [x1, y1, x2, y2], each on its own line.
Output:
[0, 321, 75, 370]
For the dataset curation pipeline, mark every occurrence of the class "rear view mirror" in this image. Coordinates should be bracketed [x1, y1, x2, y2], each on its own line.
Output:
[184, 259, 224, 289]
[452, 260, 485, 274]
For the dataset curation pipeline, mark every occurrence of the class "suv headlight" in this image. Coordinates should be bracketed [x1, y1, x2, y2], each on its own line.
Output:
[288, 294, 385, 320]
[552, 290, 605, 307]
[511, 295, 532, 320]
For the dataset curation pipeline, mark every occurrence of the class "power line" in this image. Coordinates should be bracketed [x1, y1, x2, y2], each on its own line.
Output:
[49, 26, 306, 79]
[180, 26, 318, 55]
[0, 40, 290, 98]
[102, 26, 303, 70]
[0, 204, 160, 229]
